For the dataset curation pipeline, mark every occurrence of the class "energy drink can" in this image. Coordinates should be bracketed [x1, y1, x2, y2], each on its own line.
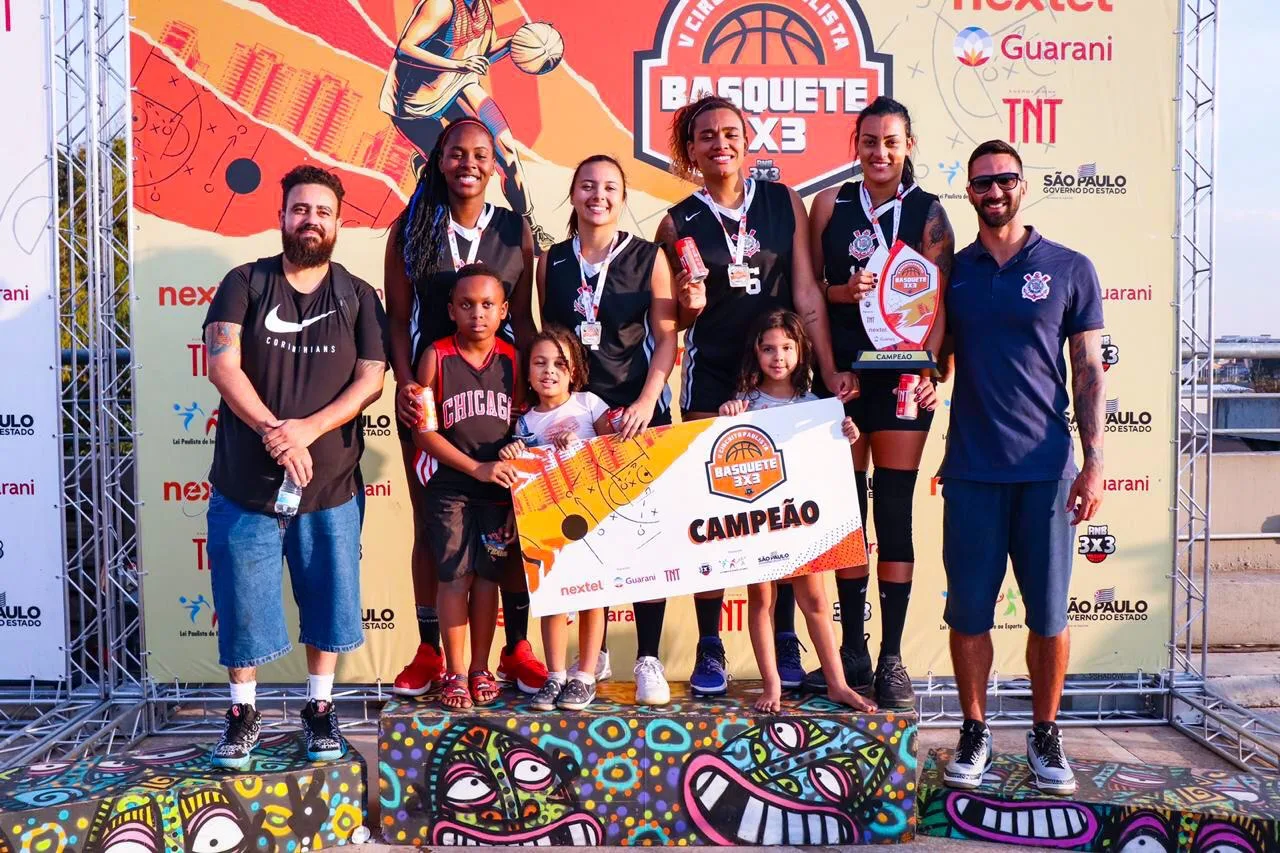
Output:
[675, 237, 709, 282]
[415, 387, 438, 432]
[896, 374, 920, 421]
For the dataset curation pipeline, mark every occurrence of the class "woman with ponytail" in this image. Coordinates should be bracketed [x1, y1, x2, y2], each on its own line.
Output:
[654, 94, 856, 698]
[802, 96, 954, 711]
[383, 116, 546, 698]
[538, 154, 678, 705]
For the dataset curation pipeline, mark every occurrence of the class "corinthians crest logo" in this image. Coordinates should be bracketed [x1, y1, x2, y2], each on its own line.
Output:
[849, 228, 876, 261]
[1022, 270, 1052, 302]
[635, 1, 893, 195]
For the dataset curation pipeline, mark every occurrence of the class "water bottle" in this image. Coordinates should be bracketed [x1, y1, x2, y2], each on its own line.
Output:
[274, 472, 303, 519]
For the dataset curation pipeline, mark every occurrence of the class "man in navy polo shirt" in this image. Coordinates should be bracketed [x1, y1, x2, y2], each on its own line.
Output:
[939, 140, 1106, 795]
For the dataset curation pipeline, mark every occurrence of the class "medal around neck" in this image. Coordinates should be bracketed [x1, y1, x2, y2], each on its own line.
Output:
[854, 240, 940, 370]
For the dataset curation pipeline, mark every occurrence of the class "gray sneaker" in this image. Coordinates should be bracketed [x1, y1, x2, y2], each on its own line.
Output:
[530, 678, 565, 711]
[556, 678, 596, 711]
[944, 719, 993, 789]
[1027, 722, 1077, 795]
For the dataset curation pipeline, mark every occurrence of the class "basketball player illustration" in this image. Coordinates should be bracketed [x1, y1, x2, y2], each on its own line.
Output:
[380, 0, 562, 250]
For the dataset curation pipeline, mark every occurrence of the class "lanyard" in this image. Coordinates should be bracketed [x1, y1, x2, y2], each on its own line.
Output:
[573, 232, 633, 323]
[859, 182, 916, 250]
[697, 178, 756, 265]
[447, 203, 495, 271]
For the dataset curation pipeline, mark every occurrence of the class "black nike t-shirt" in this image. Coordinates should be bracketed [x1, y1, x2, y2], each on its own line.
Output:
[203, 255, 388, 515]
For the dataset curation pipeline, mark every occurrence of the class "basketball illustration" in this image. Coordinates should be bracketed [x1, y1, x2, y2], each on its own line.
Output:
[707, 426, 787, 503]
[509, 22, 565, 75]
[703, 3, 826, 66]
[724, 439, 764, 462]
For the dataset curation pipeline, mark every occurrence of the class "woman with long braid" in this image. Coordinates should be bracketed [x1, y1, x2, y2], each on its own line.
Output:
[384, 117, 546, 697]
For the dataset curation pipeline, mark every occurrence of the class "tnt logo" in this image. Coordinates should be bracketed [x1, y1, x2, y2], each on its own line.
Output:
[1101, 334, 1120, 372]
[1077, 524, 1116, 563]
[706, 425, 786, 503]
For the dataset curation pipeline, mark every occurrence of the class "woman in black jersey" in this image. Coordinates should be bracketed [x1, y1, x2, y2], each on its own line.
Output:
[383, 116, 548, 698]
[803, 96, 953, 710]
[654, 94, 856, 697]
[539, 154, 678, 706]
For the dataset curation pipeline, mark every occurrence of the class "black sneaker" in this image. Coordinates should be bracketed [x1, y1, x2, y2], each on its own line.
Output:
[530, 678, 565, 711]
[774, 632, 806, 689]
[802, 646, 873, 695]
[1027, 722, 1077, 795]
[690, 637, 728, 696]
[943, 719, 993, 789]
[556, 678, 596, 711]
[210, 703, 261, 770]
[874, 654, 916, 710]
[300, 700, 347, 761]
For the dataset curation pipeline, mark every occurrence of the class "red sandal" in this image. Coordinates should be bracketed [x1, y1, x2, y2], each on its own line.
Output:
[440, 673, 472, 710]
[469, 670, 501, 707]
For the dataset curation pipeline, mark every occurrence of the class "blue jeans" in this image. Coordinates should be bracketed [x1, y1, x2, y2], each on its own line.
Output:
[941, 478, 1075, 637]
[207, 490, 364, 669]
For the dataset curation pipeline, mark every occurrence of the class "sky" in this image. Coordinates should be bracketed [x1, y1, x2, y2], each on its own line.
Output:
[1216, 0, 1277, 337]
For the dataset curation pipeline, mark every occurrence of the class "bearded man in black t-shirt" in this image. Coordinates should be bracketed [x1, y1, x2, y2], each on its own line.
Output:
[202, 165, 388, 769]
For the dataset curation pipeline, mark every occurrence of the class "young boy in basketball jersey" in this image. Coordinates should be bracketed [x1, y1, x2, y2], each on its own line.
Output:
[413, 263, 521, 710]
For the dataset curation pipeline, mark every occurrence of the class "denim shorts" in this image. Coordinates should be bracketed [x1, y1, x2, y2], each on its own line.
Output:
[206, 489, 364, 669]
[941, 478, 1075, 637]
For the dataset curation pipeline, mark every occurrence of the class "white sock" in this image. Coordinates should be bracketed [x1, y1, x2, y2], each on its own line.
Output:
[229, 681, 256, 707]
[576, 671, 596, 686]
[547, 670, 567, 685]
[308, 673, 334, 703]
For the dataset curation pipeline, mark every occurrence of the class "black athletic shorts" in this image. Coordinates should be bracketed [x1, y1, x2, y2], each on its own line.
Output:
[834, 372, 936, 434]
[420, 488, 513, 584]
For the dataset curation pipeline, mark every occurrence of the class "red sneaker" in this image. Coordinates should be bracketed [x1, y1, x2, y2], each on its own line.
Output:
[497, 639, 548, 694]
[392, 643, 444, 697]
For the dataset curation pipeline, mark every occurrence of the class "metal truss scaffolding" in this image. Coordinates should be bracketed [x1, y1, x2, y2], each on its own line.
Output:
[1168, 0, 1280, 775]
[4, 0, 1276, 778]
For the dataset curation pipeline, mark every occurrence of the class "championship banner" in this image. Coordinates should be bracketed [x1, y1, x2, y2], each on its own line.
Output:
[512, 399, 864, 617]
[131, 0, 1177, 682]
[0, 0, 68, 680]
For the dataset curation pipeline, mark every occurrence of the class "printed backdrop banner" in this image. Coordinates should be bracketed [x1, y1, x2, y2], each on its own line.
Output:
[0, 0, 68, 680]
[512, 400, 866, 617]
[131, 0, 1177, 682]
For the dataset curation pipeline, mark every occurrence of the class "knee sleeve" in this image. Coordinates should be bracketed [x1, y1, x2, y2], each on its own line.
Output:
[855, 470, 869, 530]
[872, 468, 918, 563]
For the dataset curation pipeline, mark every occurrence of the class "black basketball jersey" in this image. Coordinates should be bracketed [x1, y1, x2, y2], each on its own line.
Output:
[821, 181, 939, 368]
[428, 334, 516, 500]
[409, 203, 525, 367]
[541, 232, 670, 414]
[669, 178, 795, 411]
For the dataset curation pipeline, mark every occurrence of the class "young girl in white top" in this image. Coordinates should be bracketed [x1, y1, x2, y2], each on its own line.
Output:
[720, 309, 879, 713]
[500, 325, 614, 711]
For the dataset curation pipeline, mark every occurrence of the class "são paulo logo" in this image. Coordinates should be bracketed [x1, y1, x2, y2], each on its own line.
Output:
[636, 0, 892, 194]
[0, 413, 35, 438]
[0, 591, 43, 628]
[1077, 524, 1116, 563]
[1069, 587, 1148, 622]
[360, 413, 394, 438]
[706, 425, 787, 502]
[1043, 163, 1128, 196]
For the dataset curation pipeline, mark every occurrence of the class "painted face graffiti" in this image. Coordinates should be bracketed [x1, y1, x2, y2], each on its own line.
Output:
[424, 723, 603, 846]
[679, 715, 900, 845]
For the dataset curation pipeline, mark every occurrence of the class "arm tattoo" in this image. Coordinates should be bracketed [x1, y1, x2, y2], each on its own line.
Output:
[1070, 331, 1106, 466]
[357, 358, 386, 371]
[655, 217, 680, 266]
[923, 200, 955, 280]
[206, 322, 241, 356]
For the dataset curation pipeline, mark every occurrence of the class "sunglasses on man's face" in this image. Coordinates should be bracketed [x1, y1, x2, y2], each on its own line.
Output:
[968, 173, 1023, 194]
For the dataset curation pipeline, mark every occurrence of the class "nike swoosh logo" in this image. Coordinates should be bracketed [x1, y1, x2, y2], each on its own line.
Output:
[552, 257, 568, 265]
[685, 211, 701, 222]
[263, 305, 336, 334]
[834, 198, 852, 204]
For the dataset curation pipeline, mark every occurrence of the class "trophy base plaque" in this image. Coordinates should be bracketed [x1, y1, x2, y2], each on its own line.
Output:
[853, 349, 937, 370]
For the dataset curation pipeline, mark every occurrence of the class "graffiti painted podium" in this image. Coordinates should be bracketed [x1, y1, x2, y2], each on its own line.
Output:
[379, 681, 918, 846]
[917, 749, 1280, 850]
[0, 733, 366, 853]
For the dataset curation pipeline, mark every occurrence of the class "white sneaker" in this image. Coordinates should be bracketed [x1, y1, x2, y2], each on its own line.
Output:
[944, 719, 993, 789]
[1027, 722, 1077, 795]
[633, 656, 670, 706]
[569, 649, 613, 682]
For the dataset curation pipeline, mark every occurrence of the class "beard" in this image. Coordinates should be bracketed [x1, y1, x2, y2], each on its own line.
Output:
[976, 194, 1021, 228]
[281, 226, 336, 268]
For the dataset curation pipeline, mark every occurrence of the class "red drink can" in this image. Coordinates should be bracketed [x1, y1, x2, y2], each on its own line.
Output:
[896, 374, 920, 421]
[606, 407, 626, 432]
[415, 387, 438, 433]
[675, 237, 709, 282]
